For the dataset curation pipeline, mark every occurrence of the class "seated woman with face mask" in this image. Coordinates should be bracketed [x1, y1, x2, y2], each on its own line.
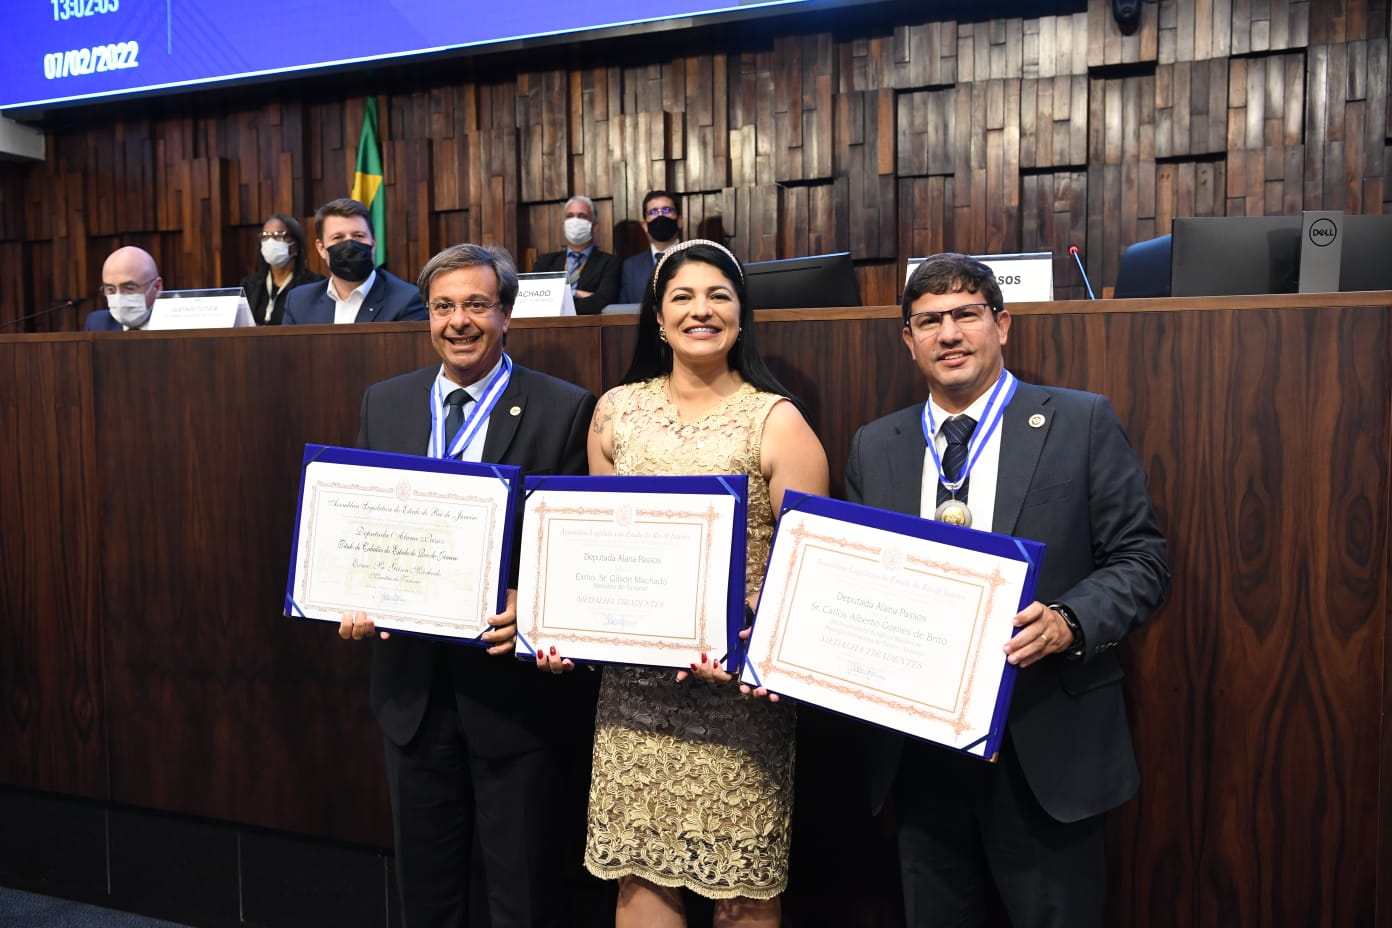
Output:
[238, 213, 326, 326]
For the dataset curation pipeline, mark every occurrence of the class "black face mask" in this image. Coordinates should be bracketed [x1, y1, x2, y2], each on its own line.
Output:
[326, 240, 375, 283]
[646, 215, 679, 242]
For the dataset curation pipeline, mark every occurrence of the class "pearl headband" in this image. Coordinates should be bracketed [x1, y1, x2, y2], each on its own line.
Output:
[652, 239, 744, 299]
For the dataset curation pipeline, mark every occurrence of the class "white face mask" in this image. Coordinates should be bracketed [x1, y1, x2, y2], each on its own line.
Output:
[563, 217, 593, 247]
[260, 238, 293, 268]
[107, 293, 152, 328]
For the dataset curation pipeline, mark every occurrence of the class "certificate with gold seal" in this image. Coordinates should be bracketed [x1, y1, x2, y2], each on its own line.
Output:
[741, 492, 1043, 760]
[284, 444, 520, 643]
[514, 474, 749, 669]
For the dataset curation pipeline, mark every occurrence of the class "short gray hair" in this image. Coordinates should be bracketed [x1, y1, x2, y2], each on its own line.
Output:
[417, 243, 519, 308]
[565, 195, 596, 219]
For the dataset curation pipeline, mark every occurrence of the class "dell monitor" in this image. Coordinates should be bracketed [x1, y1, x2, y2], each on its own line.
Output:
[742, 252, 861, 310]
[1337, 214, 1392, 292]
[1169, 216, 1303, 297]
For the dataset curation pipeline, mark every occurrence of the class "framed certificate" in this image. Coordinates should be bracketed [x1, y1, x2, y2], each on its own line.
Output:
[284, 444, 520, 643]
[514, 474, 748, 669]
[740, 491, 1044, 760]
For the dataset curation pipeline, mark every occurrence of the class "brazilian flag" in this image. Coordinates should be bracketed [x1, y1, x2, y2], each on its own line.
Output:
[350, 96, 387, 267]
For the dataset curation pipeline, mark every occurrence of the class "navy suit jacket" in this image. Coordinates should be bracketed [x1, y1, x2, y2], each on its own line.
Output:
[282, 269, 426, 325]
[846, 379, 1169, 824]
[83, 310, 126, 331]
[619, 249, 658, 304]
[357, 362, 598, 756]
[532, 248, 621, 315]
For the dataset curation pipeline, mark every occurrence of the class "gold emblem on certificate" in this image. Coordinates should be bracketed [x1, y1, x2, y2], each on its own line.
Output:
[934, 498, 972, 527]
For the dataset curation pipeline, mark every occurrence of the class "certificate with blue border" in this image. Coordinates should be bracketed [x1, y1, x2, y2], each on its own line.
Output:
[284, 444, 520, 643]
[740, 492, 1043, 760]
[514, 474, 748, 669]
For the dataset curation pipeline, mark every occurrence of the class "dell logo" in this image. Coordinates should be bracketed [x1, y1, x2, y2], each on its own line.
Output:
[1309, 218, 1339, 246]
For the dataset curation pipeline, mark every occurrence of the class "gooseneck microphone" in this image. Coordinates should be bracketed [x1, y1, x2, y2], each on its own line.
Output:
[1068, 245, 1097, 300]
[0, 297, 86, 331]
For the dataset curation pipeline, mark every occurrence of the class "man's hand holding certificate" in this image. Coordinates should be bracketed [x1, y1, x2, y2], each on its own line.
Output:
[741, 492, 1043, 759]
[284, 444, 520, 643]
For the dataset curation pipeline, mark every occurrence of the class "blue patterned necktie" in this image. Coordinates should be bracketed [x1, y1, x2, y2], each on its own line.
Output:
[936, 414, 977, 506]
[566, 251, 584, 287]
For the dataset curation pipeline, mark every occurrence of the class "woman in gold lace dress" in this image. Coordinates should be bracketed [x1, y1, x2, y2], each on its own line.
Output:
[577, 240, 828, 926]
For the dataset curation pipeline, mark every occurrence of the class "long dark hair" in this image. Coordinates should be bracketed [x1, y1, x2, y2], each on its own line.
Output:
[254, 213, 310, 276]
[621, 241, 801, 408]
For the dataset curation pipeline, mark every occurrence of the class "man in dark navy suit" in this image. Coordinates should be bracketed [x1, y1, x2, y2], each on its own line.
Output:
[846, 253, 1170, 928]
[531, 195, 621, 314]
[341, 243, 597, 928]
[617, 189, 682, 304]
[85, 246, 162, 331]
[282, 198, 426, 325]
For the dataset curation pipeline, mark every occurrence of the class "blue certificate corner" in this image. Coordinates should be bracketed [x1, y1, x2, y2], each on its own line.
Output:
[765, 490, 1043, 762]
[283, 443, 523, 625]
[521, 473, 751, 665]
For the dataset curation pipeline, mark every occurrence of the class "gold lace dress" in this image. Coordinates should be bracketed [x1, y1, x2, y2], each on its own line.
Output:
[583, 377, 797, 900]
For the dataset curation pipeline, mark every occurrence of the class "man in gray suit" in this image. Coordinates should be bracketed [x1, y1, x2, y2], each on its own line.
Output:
[845, 252, 1169, 927]
[282, 198, 426, 324]
[341, 243, 597, 928]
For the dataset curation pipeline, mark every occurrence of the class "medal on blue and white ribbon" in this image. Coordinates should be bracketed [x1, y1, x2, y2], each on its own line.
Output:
[919, 369, 1017, 527]
[429, 354, 513, 460]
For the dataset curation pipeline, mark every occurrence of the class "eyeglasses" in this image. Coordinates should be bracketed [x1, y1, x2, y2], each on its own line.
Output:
[99, 278, 155, 297]
[259, 230, 290, 241]
[645, 205, 678, 219]
[905, 303, 995, 335]
[429, 299, 501, 317]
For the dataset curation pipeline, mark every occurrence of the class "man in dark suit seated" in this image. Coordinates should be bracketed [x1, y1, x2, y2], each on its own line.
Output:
[85, 246, 162, 331]
[340, 243, 599, 928]
[282, 197, 426, 325]
[618, 189, 682, 304]
[845, 252, 1170, 928]
[530, 195, 621, 315]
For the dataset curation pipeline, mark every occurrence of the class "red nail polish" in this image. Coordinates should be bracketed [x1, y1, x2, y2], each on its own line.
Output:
[549, 646, 557, 655]
[701, 652, 709, 664]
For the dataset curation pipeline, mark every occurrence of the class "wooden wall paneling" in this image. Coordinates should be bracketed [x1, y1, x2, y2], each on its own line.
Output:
[469, 127, 519, 247]
[1366, 38, 1388, 211]
[734, 184, 778, 262]
[0, 339, 105, 796]
[886, 20, 953, 89]
[895, 87, 955, 178]
[683, 189, 730, 248]
[898, 176, 941, 272]
[0, 242, 23, 325]
[682, 55, 729, 194]
[516, 70, 569, 205]
[431, 135, 468, 215]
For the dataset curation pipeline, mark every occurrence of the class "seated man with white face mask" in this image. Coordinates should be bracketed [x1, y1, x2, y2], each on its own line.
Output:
[85, 246, 163, 331]
[530, 194, 621, 315]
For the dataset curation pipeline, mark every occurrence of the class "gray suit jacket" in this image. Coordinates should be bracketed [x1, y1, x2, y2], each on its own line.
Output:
[845, 379, 1169, 823]
[358, 361, 598, 756]
[282, 269, 426, 325]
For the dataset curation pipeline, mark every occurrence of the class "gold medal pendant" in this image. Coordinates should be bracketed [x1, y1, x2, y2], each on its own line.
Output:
[934, 498, 972, 527]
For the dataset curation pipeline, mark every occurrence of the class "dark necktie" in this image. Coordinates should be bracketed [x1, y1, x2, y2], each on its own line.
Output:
[936, 414, 977, 507]
[444, 388, 470, 451]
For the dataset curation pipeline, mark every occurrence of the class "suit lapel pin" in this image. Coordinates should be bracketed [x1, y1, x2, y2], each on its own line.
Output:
[1028, 413, 1046, 428]
[509, 406, 522, 416]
